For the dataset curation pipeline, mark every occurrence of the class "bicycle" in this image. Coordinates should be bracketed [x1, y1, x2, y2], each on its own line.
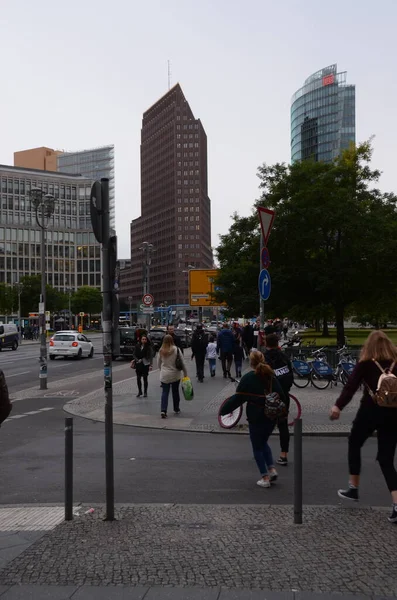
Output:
[291, 348, 312, 388]
[334, 345, 356, 386]
[218, 389, 302, 429]
[309, 347, 334, 389]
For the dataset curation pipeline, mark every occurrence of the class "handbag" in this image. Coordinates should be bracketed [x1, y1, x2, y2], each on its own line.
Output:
[175, 348, 184, 371]
[181, 376, 194, 401]
[237, 378, 287, 420]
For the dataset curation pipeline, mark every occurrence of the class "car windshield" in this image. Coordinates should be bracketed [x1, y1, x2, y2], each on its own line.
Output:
[120, 328, 136, 342]
[54, 334, 75, 341]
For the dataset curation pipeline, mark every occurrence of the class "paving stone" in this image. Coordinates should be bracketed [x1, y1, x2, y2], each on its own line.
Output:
[219, 591, 293, 599]
[296, 594, 371, 600]
[0, 585, 78, 599]
[0, 587, 11, 598]
[145, 587, 220, 599]
[71, 585, 149, 599]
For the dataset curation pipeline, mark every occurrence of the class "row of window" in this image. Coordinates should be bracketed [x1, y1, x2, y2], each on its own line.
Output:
[177, 207, 200, 213]
[0, 197, 91, 216]
[176, 123, 199, 129]
[0, 228, 97, 245]
[178, 244, 201, 249]
[177, 216, 200, 222]
[0, 213, 93, 230]
[177, 198, 200, 204]
[0, 178, 96, 201]
[176, 170, 200, 176]
[176, 134, 199, 139]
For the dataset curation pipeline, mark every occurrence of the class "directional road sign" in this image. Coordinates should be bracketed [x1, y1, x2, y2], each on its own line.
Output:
[142, 293, 154, 306]
[257, 207, 275, 245]
[261, 247, 271, 270]
[258, 269, 271, 301]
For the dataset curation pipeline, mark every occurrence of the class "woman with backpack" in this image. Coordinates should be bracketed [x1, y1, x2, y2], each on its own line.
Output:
[158, 334, 187, 419]
[219, 350, 287, 488]
[330, 331, 397, 523]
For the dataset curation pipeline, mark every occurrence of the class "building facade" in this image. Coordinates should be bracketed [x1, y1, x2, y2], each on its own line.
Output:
[291, 64, 356, 163]
[0, 165, 101, 291]
[14, 147, 60, 172]
[123, 84, 212, 306]
[57, 146, 115, 229]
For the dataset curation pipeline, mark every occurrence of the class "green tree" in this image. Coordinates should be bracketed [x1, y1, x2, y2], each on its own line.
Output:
[215, 141, 397, 346]
[0, 284, 16, 317]
[71, 286, 102, 315]
[19, 275, 68, 316]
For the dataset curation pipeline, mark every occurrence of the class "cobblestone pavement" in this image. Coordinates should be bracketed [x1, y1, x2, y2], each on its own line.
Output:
[65, 362, 358, 435]
[0, 505, 396, 597]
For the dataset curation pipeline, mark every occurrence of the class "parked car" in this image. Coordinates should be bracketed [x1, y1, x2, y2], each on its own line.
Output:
[112, 327, 151, 360]
[0, 323, 19, 351]
[149, 327, 166, 351]
[174, 328, 191, 348]
[49, 331, 94, 359]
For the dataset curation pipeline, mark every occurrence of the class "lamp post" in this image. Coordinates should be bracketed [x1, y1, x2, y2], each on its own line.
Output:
[139, 242, 154, 329]
[29, 188, 56, 390]
[65, 287, 73, 329]
[15, 282, 23, 344]
[183, 264, 196, 321]
[128, 296, 133, 326]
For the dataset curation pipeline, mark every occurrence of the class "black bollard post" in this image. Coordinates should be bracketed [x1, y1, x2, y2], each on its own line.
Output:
[65, 417, 73, 521]
[294, 417, 303, 524]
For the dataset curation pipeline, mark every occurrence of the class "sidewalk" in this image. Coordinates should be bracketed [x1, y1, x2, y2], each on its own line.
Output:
[0, 504, 396, 598]
[65, 358, 355, 435]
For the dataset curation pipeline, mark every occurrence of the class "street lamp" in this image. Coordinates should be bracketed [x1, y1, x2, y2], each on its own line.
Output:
[128, 295, 133, 326]
[139, 242, 155, 329]
[14, 282, 23, 344]
[29, 187, 56, 390]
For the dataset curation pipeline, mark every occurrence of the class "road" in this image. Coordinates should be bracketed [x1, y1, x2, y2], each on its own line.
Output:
[0, 335, 105, 394]
[0, 389, 391, 506]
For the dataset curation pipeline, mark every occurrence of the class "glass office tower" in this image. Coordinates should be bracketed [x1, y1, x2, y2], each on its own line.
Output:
[291, 65, 355, 163]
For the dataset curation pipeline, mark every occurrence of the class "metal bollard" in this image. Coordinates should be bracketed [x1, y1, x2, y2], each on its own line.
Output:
[294, 417, 303, 524]
[65, 418, 73, 521]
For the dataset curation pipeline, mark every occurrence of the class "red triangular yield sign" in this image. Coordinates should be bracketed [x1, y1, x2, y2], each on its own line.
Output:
[257, 207, 275, 244]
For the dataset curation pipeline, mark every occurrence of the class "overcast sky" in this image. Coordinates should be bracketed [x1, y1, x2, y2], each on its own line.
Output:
[1, 0, 396, 258]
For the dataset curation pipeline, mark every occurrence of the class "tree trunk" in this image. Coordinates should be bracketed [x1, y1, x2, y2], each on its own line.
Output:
[335, 304, 345, 347]
[315, 318, 321, 333]
[322, 316, 329, 337]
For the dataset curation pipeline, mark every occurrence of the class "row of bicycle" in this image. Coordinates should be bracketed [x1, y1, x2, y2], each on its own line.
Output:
[291, 345, 356, 390]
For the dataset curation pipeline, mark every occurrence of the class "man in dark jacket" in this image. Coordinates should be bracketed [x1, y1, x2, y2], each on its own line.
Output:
[264, 334, 293, 466]
[167, 324, 184, 354]
[217, 323, 235, 379]
[191, 324, 208, 382]
[242, 322, 255, 357]
[0, 370, 11, 427]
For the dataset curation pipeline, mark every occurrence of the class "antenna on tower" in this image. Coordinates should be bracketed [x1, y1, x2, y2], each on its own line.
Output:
[168, 60, 172, 90]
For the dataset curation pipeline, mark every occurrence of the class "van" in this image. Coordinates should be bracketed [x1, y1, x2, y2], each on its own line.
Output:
[0, 323, 19, 351]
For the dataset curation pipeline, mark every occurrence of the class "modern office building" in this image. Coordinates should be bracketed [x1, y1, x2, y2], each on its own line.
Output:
[122, 83, 213, 306]
[14, 147, 60, 172]
[15, 145, 115, 229]
[291, 64, 356, 163]
[57, 145, 115, 229]
[0, 165, 101, 290]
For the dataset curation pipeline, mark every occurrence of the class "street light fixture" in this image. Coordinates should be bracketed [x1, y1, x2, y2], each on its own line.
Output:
[29, 187, 56, 390]
[14, 282, 23, 345]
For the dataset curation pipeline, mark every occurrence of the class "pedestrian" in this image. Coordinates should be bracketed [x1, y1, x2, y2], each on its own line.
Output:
[242, 321, 254, 358]
[206, 335, 217, 377]
[219, 350, 286, 488]
[330, 330, 397, 523]
[132, 334, 153, 398]
[264, 334, 294, 466]
[217, 323, 235, 379]
[264, 320, 276, 336]
[158, 334, 187, 419]
[282, 318, 289, 340]
[0, 369, 12, 427]
[233, 332, 244, 378]
[191, 324, 208, 382]
[166, 324, 184, 354]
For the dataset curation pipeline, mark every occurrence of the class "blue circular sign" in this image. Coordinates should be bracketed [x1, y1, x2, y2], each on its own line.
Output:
[261, 247, 271, 269]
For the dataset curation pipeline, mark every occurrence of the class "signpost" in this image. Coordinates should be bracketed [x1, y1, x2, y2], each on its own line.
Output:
[257, 208, 275, 331]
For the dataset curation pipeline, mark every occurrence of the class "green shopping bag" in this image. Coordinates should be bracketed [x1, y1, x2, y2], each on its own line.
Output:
[181, 376, 194, 401]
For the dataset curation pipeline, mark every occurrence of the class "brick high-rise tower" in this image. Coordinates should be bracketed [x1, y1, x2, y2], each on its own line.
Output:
[124, 84, 212, 307]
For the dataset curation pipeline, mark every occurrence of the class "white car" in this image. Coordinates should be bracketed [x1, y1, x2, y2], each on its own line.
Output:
[49, 331, 94, 360]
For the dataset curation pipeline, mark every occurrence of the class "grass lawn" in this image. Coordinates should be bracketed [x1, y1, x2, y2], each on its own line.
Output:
[300, 328, 397, 347]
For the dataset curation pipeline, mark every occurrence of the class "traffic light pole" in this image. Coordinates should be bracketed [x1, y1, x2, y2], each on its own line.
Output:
[101, 178, 115, 521]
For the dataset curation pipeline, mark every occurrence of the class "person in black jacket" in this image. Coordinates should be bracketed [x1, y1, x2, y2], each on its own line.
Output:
[242, 322, 255, 357]
[264, 334, 293, 466]
[167, 325, 184, 354]
[191, 324, 208, 382]
[0, 369, 11, 426]
[132, 335, 153, 397]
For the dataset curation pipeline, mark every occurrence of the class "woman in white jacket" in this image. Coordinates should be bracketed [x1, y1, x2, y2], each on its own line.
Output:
[158, 334, 187, 418]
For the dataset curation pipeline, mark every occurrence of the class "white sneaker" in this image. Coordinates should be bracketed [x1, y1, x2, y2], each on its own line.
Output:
[257, 478, 271, 488]
[269, 469, 278, 482]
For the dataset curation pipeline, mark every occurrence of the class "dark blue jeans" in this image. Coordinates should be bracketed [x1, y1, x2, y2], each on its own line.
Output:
[249, 421, 276, 476]
[161, 380, 181, 413]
